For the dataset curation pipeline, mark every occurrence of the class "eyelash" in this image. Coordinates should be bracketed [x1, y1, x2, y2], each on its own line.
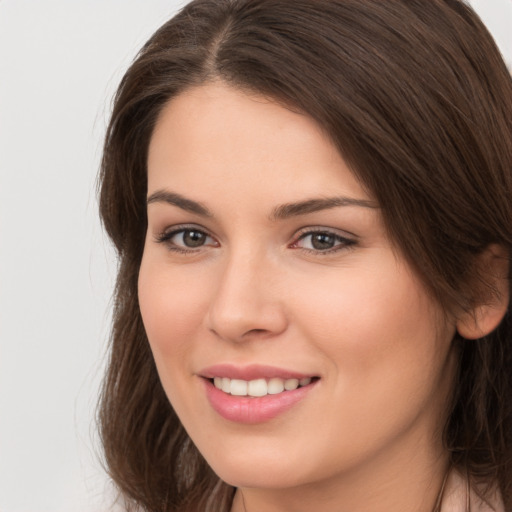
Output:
[155, 225, 218, 254]
[155, 225, 356, 255]
[291, 228, 356, 255]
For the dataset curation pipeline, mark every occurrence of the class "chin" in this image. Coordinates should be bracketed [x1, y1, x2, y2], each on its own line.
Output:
[203, 448, 309, 489]
[216, 465, 304, 490]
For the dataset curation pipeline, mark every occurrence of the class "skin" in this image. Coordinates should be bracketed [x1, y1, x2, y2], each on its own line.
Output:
[138, 82, 459, 512]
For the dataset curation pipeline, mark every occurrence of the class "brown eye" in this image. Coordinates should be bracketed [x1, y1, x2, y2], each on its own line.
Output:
[293, 230, 356, 253]
[180, 230, 207, 247]
[310, 233, 336, 250]
[156, 227, 217, 252]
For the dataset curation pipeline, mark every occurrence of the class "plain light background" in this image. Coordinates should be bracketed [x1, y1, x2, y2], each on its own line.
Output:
[0, 2, 510, 511]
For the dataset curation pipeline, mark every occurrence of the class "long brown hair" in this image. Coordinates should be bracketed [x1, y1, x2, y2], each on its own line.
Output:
[98, 1, 512, 510]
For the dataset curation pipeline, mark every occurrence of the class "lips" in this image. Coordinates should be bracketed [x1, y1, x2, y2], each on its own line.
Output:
[199, 363, 316, 381]
[199, 364, 319, 423]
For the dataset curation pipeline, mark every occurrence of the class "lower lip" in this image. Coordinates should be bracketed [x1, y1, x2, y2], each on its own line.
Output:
[202, 378, 317, 424]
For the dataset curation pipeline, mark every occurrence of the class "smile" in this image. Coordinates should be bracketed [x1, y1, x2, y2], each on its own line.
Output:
[212, 376, 313, 397]
[200, 366, 319, 423]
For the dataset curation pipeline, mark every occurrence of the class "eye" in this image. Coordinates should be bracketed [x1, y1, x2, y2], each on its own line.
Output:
[291, 229, 356, 253]
[172, 229, 209, 248]
[155, 226, 218, 252]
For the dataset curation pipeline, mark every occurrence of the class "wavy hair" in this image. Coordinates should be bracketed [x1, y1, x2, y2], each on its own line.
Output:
[98, 1, 512, 510]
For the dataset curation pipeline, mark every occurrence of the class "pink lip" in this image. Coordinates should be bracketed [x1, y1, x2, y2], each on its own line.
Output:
[199, 363, 314, 381]
[198, 364, 319, 424]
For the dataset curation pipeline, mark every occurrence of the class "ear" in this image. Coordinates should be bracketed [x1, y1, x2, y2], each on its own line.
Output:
[456, 244, 510, 340]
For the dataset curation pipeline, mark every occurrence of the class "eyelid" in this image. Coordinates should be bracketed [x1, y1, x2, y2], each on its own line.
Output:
[290, 226, 357, 253]
[152, 223, 356, 254]
[293, 225, 358, 239]
[154, 224, 219, 251]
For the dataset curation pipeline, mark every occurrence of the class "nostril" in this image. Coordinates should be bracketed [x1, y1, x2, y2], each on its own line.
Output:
[245, 328, 269, 336]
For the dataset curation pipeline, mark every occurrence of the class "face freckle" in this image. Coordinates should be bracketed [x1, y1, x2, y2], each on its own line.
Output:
[138, 82, 457, 503]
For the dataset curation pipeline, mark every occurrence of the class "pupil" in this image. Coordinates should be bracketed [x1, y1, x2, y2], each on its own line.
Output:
[312, 233, 334, 250]
[184, 230, 206, 247]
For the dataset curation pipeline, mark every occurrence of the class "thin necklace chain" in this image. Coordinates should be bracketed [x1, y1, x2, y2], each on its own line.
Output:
[432, 466, 451, 512]
[241, 490, 247, 512]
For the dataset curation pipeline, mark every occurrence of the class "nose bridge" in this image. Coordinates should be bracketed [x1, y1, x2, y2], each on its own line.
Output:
[207, 244, 286, 342]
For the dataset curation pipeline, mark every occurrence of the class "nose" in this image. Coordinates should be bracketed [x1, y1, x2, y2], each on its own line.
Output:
[206, 250, 288, 343]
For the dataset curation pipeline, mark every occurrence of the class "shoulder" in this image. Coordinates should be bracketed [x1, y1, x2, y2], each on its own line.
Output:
[441, 469, 505, 512]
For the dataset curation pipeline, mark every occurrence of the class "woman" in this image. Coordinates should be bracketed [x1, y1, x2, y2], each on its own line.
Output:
[98, 1, 512, 510]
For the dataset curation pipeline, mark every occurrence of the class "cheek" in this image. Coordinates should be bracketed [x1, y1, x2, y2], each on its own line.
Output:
[138, 254, 211, 363]
[286, 260, 455, 470]
[137, 253, 218, 423]
[294, 258, 453, 395]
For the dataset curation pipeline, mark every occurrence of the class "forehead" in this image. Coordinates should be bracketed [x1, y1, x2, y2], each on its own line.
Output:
[147, 82, 369, 206]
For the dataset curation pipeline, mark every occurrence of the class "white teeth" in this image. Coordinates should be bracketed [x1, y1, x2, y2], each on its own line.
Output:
[267, 378, 285, 395]
[221, 377, 231, 393]
[212, 376, 313, 397]
[284, 378, 299, 391]
[248, 378, 267, 397]
[230, 379, 248, 396]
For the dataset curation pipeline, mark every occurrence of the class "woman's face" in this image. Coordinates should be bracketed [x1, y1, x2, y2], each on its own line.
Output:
[139, 83, 457, 495]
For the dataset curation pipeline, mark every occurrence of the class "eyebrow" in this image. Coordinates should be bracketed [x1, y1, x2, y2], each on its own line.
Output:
[146, 190, 377, 220]
[147, 190, 213, 217]
[270, 196, 378, 220]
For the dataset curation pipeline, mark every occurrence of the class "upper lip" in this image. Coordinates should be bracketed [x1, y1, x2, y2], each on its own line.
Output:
[199, 364, 317, 381]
